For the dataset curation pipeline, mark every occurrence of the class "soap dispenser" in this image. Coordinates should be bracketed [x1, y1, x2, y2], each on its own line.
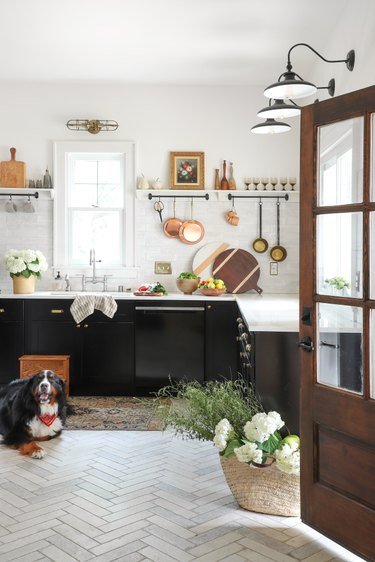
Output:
[53, 271, 64, 291]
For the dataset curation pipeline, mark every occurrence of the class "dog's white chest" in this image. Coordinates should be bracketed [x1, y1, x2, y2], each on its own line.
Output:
[28, 404, 62, 438]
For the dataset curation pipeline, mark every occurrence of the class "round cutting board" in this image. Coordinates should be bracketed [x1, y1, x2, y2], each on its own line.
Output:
[212, 248, 263, 294]
[192, 241, 230, 279]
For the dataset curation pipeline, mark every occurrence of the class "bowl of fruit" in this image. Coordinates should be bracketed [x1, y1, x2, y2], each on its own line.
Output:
[198, 277, 226, 296]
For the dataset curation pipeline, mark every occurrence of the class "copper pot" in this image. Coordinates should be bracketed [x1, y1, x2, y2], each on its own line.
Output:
[163, 198, 183, 238]
[270, 200, 287, 262]
[252, 200, 268, 253]
[179, 199, 205, 245]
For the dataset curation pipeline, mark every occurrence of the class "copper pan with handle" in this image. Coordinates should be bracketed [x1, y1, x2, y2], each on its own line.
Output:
[270, 199, 287, 262]
[252, 199, 268, 253]
[179, 198, 205, 245]
[163, 198, 183, 238]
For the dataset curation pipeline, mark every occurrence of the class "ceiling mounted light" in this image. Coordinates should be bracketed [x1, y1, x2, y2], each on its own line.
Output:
[66, 119, 119, 134]
[264, 43, 355, 100]
[257, 99, 301, 120]
[251, 119, 291, 135]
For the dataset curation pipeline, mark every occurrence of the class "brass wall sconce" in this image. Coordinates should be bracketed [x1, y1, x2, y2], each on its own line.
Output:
[66, 119, 119, 134]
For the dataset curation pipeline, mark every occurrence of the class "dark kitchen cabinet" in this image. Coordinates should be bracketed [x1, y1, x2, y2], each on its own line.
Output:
[0, 300, 25, 385]
[25, 300, 134, 395]
[205, 301, 239, 381]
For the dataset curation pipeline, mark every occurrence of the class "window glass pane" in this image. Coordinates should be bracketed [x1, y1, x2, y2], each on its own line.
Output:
[69, 210, 122, 265]
[98, 160, 120, 184]
[74, 160, 98, 184]
[98, 184, 123, 208]
[318, 117, 363, 206]
[70, 184, 97, 207]
[316, 213, 362, 298]
[317, 303, 363, 394]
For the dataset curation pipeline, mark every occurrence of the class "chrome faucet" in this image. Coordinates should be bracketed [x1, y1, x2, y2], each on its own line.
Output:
[89, 248, 101, 282]
[65, 274, 71, 292]
[83, 248, 110, 292]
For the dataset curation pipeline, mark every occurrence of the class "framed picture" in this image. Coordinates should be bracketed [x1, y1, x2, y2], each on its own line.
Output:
[170, 152, 205, 190]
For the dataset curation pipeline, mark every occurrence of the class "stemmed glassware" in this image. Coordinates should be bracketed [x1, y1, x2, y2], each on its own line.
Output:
[252, 177, 260, 190]
[289, 177, 297, 191]
[280, 177, 288, 191]
[270, 177, 278, 191]
[244, 177, 251, 190]
[261, 177, 269, 191]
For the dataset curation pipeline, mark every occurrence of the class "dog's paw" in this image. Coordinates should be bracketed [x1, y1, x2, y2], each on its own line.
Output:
[31, 447, 46, 459]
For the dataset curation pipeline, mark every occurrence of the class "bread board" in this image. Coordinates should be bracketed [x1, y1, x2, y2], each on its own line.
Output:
[212, 248, 263, 294]
[0, 148, 26, 188]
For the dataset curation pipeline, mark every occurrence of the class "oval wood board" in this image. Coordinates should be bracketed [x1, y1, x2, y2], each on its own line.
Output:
[192, 241, 230, 279]
[212, 248, 263, 294]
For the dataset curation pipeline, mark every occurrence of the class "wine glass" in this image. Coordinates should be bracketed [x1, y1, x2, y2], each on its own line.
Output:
[244, 177, 251, 190]
[280, 177, 288, 191]
[270, 177, 278, 191]
[289, 177, 297, 191]
[261, 177, 269, 191]
[252, 177, 260, 190]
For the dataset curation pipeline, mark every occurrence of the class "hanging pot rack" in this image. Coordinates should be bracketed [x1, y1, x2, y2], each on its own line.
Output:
[0, 191, 39, 199]
[147, 193, 210, 200]
[227, 193, 289, 201]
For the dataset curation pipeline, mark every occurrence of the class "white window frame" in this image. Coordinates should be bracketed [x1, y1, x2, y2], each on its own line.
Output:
[53, 140, 137, 276]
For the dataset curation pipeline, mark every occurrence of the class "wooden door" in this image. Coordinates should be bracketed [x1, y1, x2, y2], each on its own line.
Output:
[300, 85, 375, 561]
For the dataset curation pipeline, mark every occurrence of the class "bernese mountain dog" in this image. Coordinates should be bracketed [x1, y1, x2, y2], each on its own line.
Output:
[0, 370, 67, 459]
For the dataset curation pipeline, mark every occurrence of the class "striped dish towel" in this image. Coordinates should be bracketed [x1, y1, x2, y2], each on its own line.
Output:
[70, 295, 118, 324]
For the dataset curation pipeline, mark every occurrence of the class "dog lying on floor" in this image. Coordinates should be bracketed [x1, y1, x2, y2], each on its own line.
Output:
[0, 370, 67, 459]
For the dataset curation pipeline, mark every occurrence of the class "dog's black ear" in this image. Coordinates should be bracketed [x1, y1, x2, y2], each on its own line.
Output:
[14, 375, 38, 419]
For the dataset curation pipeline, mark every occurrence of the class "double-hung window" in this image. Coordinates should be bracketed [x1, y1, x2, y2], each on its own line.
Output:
[54, 141, 136, 273]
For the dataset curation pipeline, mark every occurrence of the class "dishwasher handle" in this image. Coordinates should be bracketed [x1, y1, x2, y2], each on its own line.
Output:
[135, 306, 205, 312]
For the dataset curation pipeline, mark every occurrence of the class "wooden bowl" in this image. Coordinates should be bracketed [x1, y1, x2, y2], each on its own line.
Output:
[176, 278, 199, 295]
[199, 287, 226, 296]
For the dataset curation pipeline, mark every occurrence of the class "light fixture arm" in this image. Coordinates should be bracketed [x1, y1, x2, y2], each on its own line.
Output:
[286, 43, 355, 72]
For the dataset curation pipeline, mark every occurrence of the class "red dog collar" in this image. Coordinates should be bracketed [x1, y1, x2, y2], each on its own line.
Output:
[38, 414, 57, 427]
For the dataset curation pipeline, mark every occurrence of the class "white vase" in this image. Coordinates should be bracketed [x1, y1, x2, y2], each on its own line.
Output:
[12, 275, 36, 294]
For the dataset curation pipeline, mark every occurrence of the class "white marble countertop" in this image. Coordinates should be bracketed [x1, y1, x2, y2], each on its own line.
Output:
[0, 290, 299, 332]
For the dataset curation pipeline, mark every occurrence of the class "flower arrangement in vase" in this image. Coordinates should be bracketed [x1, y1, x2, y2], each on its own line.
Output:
[3, 249, 48, 294]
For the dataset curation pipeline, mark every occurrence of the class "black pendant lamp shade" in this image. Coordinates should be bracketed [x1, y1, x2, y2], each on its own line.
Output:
[257, 99, 301, 119]
[264, 44, 355, 100]
[251, 119, 291, 134]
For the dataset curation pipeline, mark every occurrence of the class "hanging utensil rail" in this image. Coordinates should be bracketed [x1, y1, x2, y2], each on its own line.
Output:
[227, 193, 289, 201]
[0, 191, 39, 199]
[148, 193, 210, 200]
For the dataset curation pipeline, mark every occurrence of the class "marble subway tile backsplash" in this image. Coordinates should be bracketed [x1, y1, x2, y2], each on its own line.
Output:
[0, 195, 299, 294]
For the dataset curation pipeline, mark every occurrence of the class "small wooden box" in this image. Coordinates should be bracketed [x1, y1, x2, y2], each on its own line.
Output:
[19, 355, 70, 396]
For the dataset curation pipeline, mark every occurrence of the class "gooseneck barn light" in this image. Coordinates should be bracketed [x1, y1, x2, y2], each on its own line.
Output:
[251, 43, 355, 134]
[264, 43, 355, 100]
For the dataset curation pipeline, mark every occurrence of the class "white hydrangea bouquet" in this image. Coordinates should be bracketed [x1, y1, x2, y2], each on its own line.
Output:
[3, 249, 48, 279]
[214, 411, 300, 475]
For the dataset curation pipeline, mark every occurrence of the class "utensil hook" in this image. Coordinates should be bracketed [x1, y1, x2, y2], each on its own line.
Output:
[276, 197, 281, 245]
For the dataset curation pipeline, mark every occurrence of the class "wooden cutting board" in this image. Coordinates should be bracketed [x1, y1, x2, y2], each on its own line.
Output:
[0, 147, 26, 188]
[192, 241, 230, 279]
[212, 248, 263, 294]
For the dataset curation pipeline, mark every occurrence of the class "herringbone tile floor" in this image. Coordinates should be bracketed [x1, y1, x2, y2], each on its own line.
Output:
[0, 431, 363, 562]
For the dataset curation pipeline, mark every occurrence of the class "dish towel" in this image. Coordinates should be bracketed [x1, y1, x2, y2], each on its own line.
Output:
[70, 295, 118, 324]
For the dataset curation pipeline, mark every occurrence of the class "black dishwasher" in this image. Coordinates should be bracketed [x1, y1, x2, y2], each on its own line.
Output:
[135, 303, 205, 391]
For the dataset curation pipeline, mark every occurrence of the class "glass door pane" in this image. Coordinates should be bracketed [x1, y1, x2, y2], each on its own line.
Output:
[317, 303, 363, 394]
[371, 310, 375, 399]
[316, 213, 362, 298]
[318, 117, 363, 206]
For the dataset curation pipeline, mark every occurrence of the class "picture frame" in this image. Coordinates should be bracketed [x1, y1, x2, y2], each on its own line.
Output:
[169, 151, 205, 190]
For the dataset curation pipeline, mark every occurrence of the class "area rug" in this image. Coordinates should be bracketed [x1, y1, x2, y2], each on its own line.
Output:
[65, 396, 169, 431]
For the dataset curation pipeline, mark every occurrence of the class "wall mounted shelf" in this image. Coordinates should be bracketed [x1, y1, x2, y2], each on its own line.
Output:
[0, 187, 54, 200]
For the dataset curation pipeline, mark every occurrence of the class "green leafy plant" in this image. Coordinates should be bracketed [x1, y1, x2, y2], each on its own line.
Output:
[177, 272, 199, 280]
[324, 276, 350, 290]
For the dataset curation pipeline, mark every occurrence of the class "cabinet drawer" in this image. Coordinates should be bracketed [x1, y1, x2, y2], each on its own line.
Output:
[26, 299, 134, 322]
[0, 300, 24, 321]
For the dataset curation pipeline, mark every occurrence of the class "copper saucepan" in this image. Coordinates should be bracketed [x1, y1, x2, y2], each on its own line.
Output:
[252, 199, 268, 253]
[179, 199, 205, 245]
[270, 199, 287, 262]
[163, 198, 183, 238]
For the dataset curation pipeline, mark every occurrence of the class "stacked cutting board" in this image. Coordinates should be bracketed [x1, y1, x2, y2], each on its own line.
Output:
[193, 242, 263, 294]
[0, 148, 26, 188]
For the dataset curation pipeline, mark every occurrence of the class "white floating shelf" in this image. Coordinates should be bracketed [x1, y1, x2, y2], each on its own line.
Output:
[0, 187, 54, 199]
[136, 189, 299, 202]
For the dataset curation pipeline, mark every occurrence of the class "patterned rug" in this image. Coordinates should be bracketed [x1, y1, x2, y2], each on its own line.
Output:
[65, 396, 169, 431]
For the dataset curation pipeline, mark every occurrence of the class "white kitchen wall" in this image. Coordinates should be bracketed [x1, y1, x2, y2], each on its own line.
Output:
[0, 83, 300, 294]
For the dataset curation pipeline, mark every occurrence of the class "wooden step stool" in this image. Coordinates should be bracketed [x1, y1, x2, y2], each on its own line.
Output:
[19, 355, 70, 396]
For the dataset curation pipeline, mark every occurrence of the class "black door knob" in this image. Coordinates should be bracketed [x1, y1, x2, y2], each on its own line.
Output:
[297, 336, 314, 352]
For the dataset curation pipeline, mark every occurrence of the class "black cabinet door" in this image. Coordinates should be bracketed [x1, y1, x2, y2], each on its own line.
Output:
[254, 331, 299, 434]
[28, 321, 83, 393]
[205, 301, 238, 381]
[83, 322, 134, 395]
[0, 300, 24, 385]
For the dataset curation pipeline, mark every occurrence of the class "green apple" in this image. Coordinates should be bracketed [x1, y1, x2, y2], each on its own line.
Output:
[282, 435, 300, 448]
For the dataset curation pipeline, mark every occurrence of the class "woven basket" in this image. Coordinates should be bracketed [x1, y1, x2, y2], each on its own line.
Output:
[220, 455, 300, 517]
